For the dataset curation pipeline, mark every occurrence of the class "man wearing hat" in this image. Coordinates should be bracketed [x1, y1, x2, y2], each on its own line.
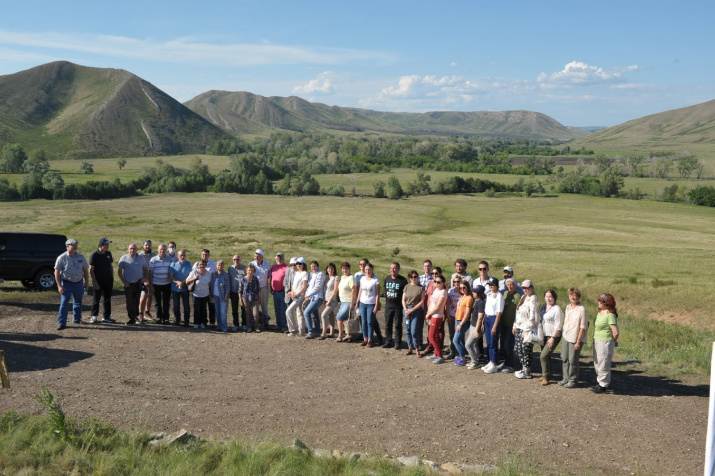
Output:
[499, 266, 523, 295]
[89, 238, 116, 323]
[250, 249, 272, 329]
[271, 252, 289, 332]
[54, 238, 90, 330]
[228, 254, 247, 331]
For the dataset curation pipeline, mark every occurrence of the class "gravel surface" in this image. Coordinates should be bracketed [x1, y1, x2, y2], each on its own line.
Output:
[0, 294, 708, 475]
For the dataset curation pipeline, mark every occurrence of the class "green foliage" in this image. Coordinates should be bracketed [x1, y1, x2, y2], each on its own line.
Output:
[372, 180, 386, 198]
[323, 184, 345, 197]
[78, 160, 94, 174]
[117, 158, 127, 169]
[35, 386, 73, 441]
[687, 185, 715, 206]
[1, 143, 28, 173]
[405, 171, 431, 196]
[0, 177, 20, 200]
[386, 175, 403, 200]
[276, 171, 319, 196]
[660, 184, 685, 203]
[676, 155, 699, 179]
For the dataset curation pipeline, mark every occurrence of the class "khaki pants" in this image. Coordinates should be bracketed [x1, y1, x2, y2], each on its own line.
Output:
[593, 339, 615, 387]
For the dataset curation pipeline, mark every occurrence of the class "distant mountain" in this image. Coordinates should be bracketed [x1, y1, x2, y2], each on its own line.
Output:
[0, 61, 230, 158]
[573, 99, 715, 149]
[185, 91, 582, 140]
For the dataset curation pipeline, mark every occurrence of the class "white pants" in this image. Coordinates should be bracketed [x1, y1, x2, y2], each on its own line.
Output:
[286, 297, 306, 335]
[593, 339, 615, 387]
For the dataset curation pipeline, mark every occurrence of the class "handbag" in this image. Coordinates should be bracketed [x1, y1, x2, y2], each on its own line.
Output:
[346, 308, 361, 334]
[523, 322, 544, 345]
[186, 279, 196, 292]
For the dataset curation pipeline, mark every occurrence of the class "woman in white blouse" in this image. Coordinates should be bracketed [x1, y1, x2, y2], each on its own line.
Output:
[355, 262, 380, 347]
[513, 279, 539, 379]
[539, 289, 563, 386]
[319, 263, 339, 339]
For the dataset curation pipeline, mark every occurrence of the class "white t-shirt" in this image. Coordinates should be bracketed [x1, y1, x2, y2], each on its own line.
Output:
[292, 271, 308, 297]
[359, 276, 379, 305]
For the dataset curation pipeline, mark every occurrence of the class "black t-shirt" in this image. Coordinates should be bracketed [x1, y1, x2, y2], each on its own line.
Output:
[384, 274, 408, 308]
[89, 249, 114, 283]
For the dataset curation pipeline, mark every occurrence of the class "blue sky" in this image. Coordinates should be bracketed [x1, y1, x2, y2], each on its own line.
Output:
[1, 0, 713, 127]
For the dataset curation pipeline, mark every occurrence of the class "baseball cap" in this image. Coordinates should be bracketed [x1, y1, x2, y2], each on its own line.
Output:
[98, 237, 112, 245]
[255, 249, 264, 255]
[65, 238, 78, 246]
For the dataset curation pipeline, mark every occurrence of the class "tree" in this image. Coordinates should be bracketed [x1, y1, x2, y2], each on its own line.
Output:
[593, 154, 613, 175]
[386, 175, 403, 200]
[42, 171, 65, 192]
[1, 143, 28, 173]
[117, 158, 127, 170]
[22, 154, 50, 175]
[372, 180, 386, 198]
[600, 166, 625, 197]
[653, 158, 672, 179]
[676, 156, 699, 179]
[78, 160, 94, 174]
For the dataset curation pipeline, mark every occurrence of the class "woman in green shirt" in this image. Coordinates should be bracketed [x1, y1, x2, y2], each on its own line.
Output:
[591, 293, 620, 394]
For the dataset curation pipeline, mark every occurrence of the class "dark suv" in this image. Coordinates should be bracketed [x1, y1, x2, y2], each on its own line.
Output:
[0, 232, 68, 290]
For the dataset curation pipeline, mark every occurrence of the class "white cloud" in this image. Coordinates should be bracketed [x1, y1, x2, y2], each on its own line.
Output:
[293, 71, 338, 94]
[538, 61, 640, 87]
[449, 62, 458, 67]
[0, 30, 390, 67]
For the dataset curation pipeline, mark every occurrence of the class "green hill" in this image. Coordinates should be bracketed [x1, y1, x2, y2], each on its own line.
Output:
[573, 99, 715, 150]
[184, 90, 583, 140]
[0, 61, 231, 158]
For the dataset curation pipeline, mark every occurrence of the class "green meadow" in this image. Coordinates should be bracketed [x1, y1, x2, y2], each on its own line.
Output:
[3, 188, 714, 374]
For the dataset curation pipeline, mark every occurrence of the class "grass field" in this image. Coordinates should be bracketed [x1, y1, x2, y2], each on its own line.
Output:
[2, 190, 714, 374]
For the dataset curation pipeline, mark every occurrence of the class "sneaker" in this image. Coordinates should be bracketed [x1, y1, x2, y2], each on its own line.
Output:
[199, 324, 206, 329]
[563, 381, 577, 388]
[445, 353, 456, 360]
[514, 370, 525, 378]
[242, 325, 248, 332]
[522, 372, 533, 379]
[501, 366, 515, 374]
[305, 332, 316, 339]
[590, 385, 607, 394]
[483, 364, 498, 374]
[232, 326, 240, 332]
[454, 358, 466, 366]
[466, 362, 478, 370]
[426, 355, 439, 361]
[496, 361, 505, 371]
[90, 316, 98, 324]
[432, 357, 445, 364]
[103, 317, 116, 323]
[193, 324, 199, 329]
[558, 379, 568, 386]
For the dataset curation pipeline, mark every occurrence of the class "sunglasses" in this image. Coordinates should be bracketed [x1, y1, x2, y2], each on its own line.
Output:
[478, 268, 487, 271]
[434, 280, 444, 284]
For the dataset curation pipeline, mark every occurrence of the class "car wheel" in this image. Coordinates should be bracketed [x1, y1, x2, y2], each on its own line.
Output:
[21, 279, 34, 289]
[34, 269, 56, 291]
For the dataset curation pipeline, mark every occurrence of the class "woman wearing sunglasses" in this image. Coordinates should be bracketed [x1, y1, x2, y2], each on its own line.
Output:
[425, 274, 448, 363]
[452, 280, 474, 366]
[591, 293, 620, 394]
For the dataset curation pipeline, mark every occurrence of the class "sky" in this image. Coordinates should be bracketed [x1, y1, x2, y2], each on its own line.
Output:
[1, 0, 713, 127]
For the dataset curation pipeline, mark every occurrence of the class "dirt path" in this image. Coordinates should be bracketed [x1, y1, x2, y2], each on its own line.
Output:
[0, 295, 708, 475]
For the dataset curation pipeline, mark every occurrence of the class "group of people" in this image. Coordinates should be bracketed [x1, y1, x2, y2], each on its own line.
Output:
[53, 239, 620, 394]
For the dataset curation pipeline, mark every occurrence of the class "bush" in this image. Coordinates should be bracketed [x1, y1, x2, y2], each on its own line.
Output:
[688, 186, 715, 207]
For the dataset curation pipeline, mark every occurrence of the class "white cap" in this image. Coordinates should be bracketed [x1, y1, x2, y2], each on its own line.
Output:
[289, 257, 297, 265]
[255, 249, 264, 255]
[297, 257, 306, 264]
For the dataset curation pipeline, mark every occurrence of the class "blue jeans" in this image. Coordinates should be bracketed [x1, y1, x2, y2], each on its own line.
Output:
[273, 290, 287, 329]
[405, 306, 422, 350]
[453, 319, 469, 358]
[172, 291, 190, 324]
[214, 295, 229, 331]
[336, 302, 351, 321]
[304, 297, 323, 333]
[359, 302, 375, 339]
[484, 315, 501, 364]
[58, 279, 84, 325]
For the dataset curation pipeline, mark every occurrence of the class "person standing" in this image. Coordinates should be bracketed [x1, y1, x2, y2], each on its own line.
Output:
[472, 261, 491, 291]
[212, 260, 231, 332]
[498, 278, 520, 373]
[450, 259, 473, 289]
[418, 259, 434, 349]
[499, 266, 523, 295]
[89, 237, 115, 323]
[452, 279, 474, 366]
[286, 258, 308, 336]
[54, 238, 89, 330]
[239, 264, 262, 333]
[117, 244, 147, 326]
[167, 241, 179, 263]
[271, 252, 289, 332]
[194, 249, 217, 326]
[186, 260, 211, 329]
[355, 262, 380, 347]
[228, 254, 247, 332]
[560, 288, 588, 388]
[138, 239, 156, 321]
[383, 262, 408, 350]
[539, 289, 564, 386]
[591, 293, 620, 394]
[481, 277, 504, 373]
[425, 274, 448, 363]
[149, 244, 173, 324]
[250, 249, 272, 329]
[169, 249, 192, 326]
[303, 261, 325, 339]
[320, 263, 339, 339]
[513, 279, 539, 380]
